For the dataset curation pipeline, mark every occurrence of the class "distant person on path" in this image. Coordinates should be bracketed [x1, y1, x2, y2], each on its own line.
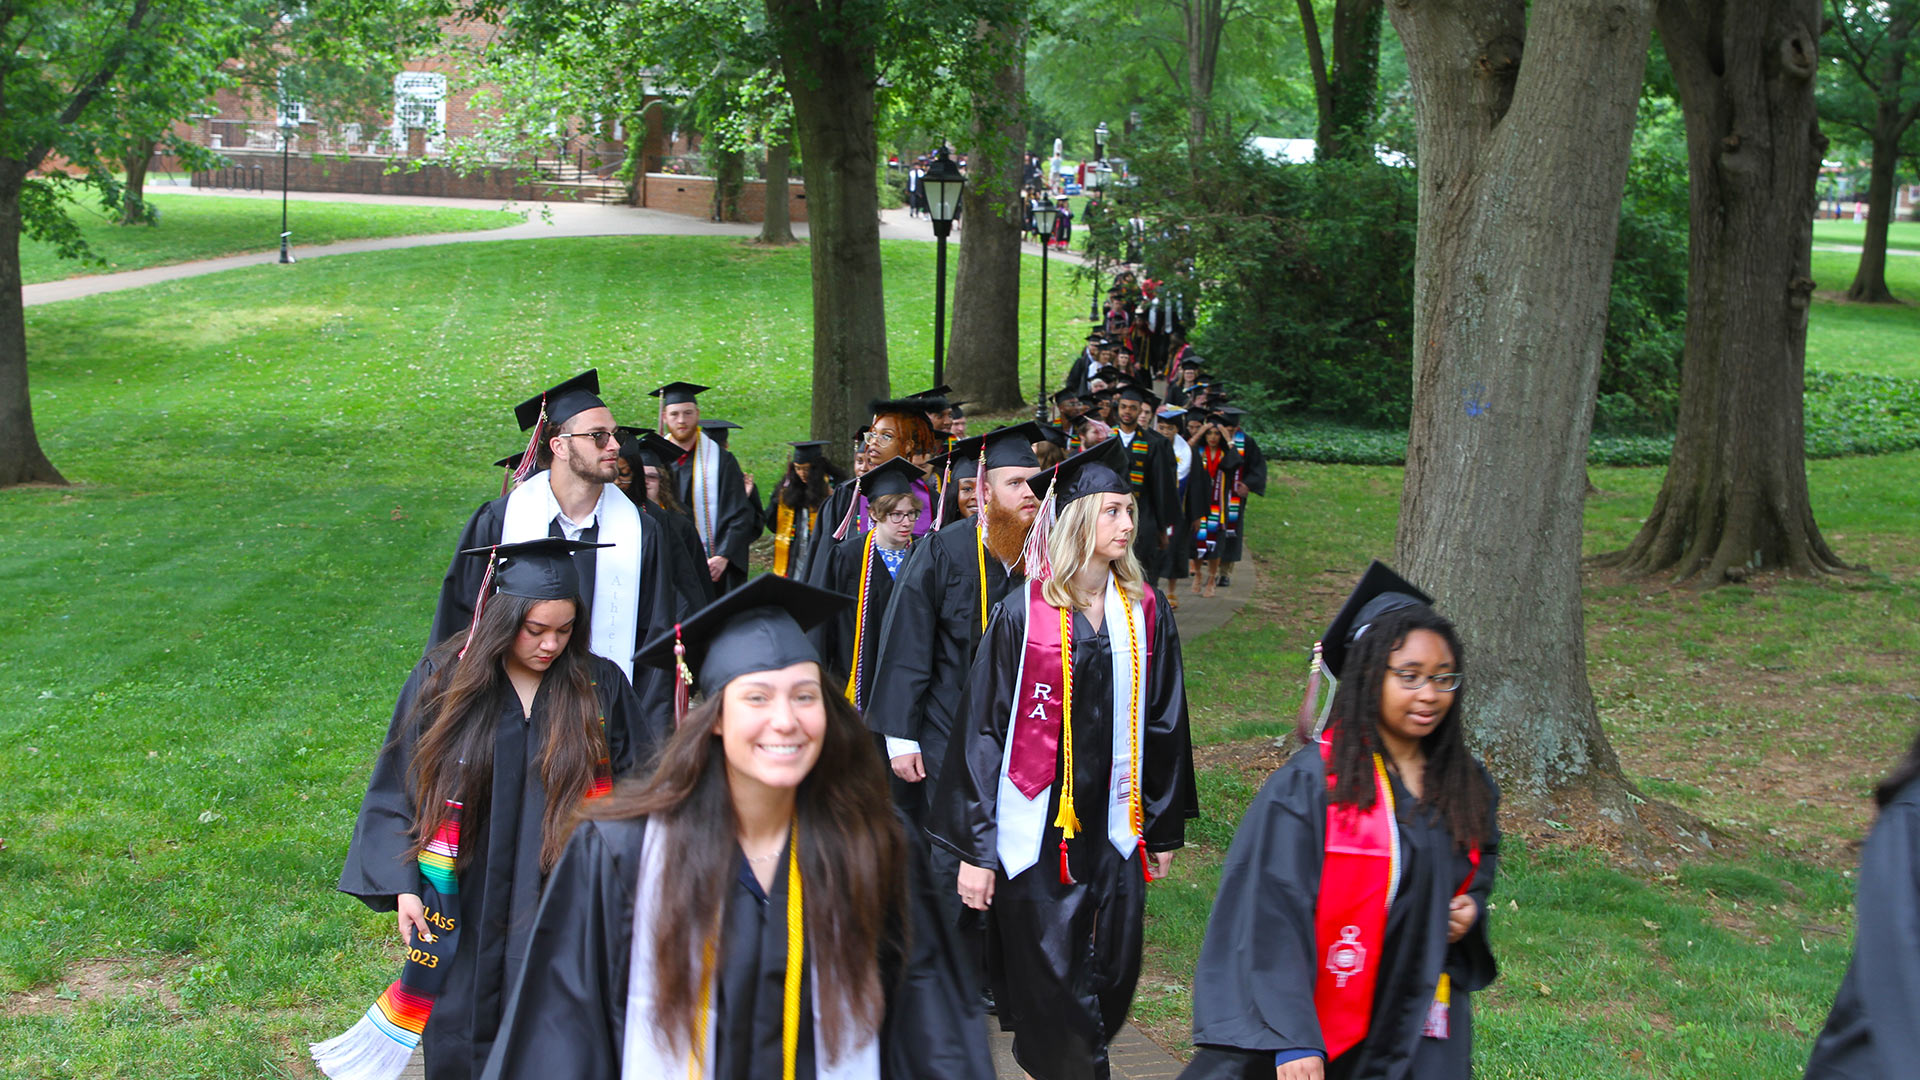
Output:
[617, 427, 712, 616]
[654, 381, 757, 592]
[1154, 407, 1193, 609]
[766, 440, 843, 580]
[1802, 731, 1920, 1079]
[1180, 563, 1500, 1080]
[474, 575, 996, 1080]
[427, 370, 676, 733]
[931, 438, 1197, 1080]
[1186, 417, 1242, 599]
[327, 538, 650, 1080]
[1210, 407, 1265, 589]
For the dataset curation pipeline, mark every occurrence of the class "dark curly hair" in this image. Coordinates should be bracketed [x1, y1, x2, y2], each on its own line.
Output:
[1322, 603, 1493, 850]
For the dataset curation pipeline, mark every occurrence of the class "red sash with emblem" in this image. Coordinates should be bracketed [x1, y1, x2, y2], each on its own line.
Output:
[1313, 740, 1398, 1059]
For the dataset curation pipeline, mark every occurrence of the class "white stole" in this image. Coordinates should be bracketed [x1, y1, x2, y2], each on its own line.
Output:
[687, 432, 722, 555]
[994, 574, 1148, 878]
[1171, 434, 1192, 484]
[501, 471, 643, 680]
[622, 824, 882, 1079]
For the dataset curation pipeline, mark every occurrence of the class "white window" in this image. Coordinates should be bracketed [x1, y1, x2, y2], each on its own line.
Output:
[392, 71, 448, 149]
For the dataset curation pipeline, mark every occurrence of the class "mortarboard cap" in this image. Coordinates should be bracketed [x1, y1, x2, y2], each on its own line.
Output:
[924, 449, 977, 481]
[635, 574, 850, 696]
[514, 369, 605, 432]
[1026, 435, 1132, 508]
[649, 381, 709, 406]
[870, 394, 949, 418]
[699, 417, 740, 448]
[460, 538, 609, 602]
[1155, 407, 1188, 421]
[1178, 356, 1204, 369]
[950, 421, 1046, 472]
[1035, 422, 1070, 448]
[493, 450, 528, 471]
[911, 384, 954, 400]
[1116, 384, 1160, 407]
[859, 456, 924, 500]
[619, 428, 683, 471]
[1215, 406, 1249, 425]
[1320, 561, 1436, 680]
[790, 440, 830, 464]
[947, 400, 968, 418]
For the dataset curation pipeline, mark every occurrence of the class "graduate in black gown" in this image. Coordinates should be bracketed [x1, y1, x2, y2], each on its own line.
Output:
[930, 439, 1198, 1080]
[1803, 732, 1920, 1079]
[817, 458, 924, 705]
[767, 441, 843, 580]
[924, 446, 980, 531]
[337, 539, 650, 1080]
[616, 427, 712, 618]
[653, 381, 757, 593]
[1212, 407, 1266, 586]
[1181, 563, 1499, 1080]
[428, 371, 676, 741]
[807, 395, 946, 579]
[1109, 384, 1181, 576]
[476, 575, 995, 1080]
[700, 418, 767, 541]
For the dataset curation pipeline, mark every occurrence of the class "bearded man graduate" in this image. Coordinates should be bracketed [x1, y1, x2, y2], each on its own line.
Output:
[426, 370, 676, 743]
[653, 381, 757, 592]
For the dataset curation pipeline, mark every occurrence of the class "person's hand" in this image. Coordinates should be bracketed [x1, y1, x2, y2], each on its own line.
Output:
[1234, 481, 1250, 497]
[397, 893, 429, 947]
[957, 862, 997, 911]
[1276, 1056, 1324, 1080]
[1447, 895, 1478, 943]
[1150, 850, 1176, 879]
[890, 752, 925, 783]
[743, 473, 757, 494]
[706, 555, 729, 582]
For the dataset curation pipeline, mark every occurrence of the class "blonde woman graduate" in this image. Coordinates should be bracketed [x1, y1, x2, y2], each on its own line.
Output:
[477, 574, 996, 1080]
[929, 438, 1199, 1080]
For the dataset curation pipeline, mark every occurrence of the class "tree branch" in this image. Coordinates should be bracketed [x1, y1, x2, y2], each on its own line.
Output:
[1294, 0, 1332, 134]
[29, 0, 157, 171]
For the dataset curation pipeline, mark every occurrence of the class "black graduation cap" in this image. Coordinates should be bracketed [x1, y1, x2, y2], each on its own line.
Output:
[459, 538, 609, 602]
[1116, 383, 1160, 407]
[1215, 406, 1249, 426]
[950, 421, 1046, 472]
[649, 381, 709, 406]
[635, 573, 852, 697]
[493, 450, 528, 471]
[1320, 561, 1436, 680]
[1036, 422, 1070, 448]
[924, 448, 977, 481]
[619, 428, 682, 470]
[870, 394, 950, 419]
[1178, 356, 1204, 369]
[948, 400, 968, 418]
[699, 418, 739, 448]
[1025, 435, 1131, 507]
[789, 440, 830, 464]
[513, 369, 605, 432]
[1092, 366, 1123, 383]
[860, 456, 925, 500]
[1155, 406, 1188, 422]
[911, 384, 954, 400]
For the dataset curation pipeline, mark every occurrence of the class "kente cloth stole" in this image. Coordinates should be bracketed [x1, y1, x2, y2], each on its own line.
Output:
[1225, 432, 1246, 532]
[310, 803, 466, 1080]
[772, 501, 814, 578]
[994, 577, 1156, 878]
[1127, 433, 1147, 491]
[1313, 742, 1479, 1058]
[1193, 450, 1228, 559]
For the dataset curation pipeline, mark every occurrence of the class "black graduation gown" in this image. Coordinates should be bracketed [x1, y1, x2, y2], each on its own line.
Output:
[425, 491, 678, 747]
[639, 498, 714, 617]
[817, 527, 904, 698]
[808, 476, 939, 591]
[667, 440, 755, 592]
[1220, 434, 1267, 565]
[1185, 443, 1245, 564]
[766, 485, 828, 580]
[475, 814, 997, 1080]
[1115, 427, 1180, 573]
[865, 519, 1015, 815]
[928, 590, 1198, 1080]
[1157, 454, 1194, 582]
[1180, 749, 1500, 1080]
[336, 654, 649, 1080]
[1803, 778, 1920, 1079]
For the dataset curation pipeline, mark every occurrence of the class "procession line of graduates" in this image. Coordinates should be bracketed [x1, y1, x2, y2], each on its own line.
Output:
[324, 365, 1913, 1080]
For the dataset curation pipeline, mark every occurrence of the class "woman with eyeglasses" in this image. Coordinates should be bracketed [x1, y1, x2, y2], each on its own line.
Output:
[816, 458, 926, 710]
[1179, 562, 1500, 1080]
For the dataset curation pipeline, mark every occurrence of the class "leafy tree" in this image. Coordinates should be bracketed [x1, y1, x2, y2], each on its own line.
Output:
[1819, 0, 1920, 302]
[1295, 0, 1385, 161]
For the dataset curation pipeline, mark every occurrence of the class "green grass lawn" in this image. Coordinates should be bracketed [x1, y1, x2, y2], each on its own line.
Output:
[4, 234, 1916, 1078]
[1808, 248, 1920, 379]
[1812, 217, 1920, 251]
[19, 192, 525, 286]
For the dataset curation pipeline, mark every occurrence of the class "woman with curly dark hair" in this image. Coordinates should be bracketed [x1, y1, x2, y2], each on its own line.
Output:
[1180, 562, 1500, 1080]
[766, 440, 845, 580]
[477, 575, 993, 1080]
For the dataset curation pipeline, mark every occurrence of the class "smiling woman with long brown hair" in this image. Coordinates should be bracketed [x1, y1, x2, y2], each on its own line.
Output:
[476, 574, 994, 1080]
[330, 539, 650, 1080]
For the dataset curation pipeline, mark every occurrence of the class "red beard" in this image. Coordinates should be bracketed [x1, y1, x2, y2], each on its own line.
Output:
[983, 500, 1032, 570]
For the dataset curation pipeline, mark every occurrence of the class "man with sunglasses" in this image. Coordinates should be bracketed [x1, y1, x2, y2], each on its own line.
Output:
[425, 370, 679, 743]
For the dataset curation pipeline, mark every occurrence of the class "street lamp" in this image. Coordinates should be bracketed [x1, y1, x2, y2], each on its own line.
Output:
[278, 123, 295, 264]
[1030, 195, 1061, 421]
[924, 146, 966, 388]
[1094, 121, 1109, 163]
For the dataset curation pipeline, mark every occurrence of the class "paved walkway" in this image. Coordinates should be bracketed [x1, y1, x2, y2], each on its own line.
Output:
[25, 181, 1084, 307]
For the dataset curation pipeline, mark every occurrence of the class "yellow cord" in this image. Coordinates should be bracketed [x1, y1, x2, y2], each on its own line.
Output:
[690, 937, 715, 1079]
[975, 524, 989, 631]
[844, 530, 876, 706]
[782, 829, 803, 1080]
[1052, 605, 1081, 838]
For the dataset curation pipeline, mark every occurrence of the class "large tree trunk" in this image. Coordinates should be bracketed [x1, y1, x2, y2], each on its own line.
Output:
[1847, 125, 1903, 302]
[120, 137, 159, 225]
[1597, 1, 1843, 581]
[711, 145, 745, 222]
[0, 162, 70, 487]
[1298, 0, 1386, 161]
[758, 135, 797, 245]
[1184, 0, 1225, 145]
[947, 21, 1029, 413]
[768, 0, 891, 454]
[1389, 0, 1650, 806]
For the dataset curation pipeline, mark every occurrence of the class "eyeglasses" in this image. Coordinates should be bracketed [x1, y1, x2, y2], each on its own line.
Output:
[883, 510, 921, 524]
[1388, 668, 1462, 692]
[557, 430, 618, 449]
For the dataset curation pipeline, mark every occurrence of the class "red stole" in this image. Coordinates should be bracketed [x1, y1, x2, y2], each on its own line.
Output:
[1007, 588, 1069, 800]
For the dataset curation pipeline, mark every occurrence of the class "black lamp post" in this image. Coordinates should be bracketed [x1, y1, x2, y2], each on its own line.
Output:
[1030, 195, 1061, 421]
[278, 123, 295, 264]
[923, 146, 966, 388]
[1094, 121, 1109, 164]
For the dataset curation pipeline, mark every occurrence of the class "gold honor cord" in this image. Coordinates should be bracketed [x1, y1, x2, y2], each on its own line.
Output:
[689, 827, 805, 1080]
[976, 527, 989, 631]
[845, 530, 877, 706]
[1052, 605, 1080, 839]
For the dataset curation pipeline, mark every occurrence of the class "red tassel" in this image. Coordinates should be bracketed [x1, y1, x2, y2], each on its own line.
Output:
[457, 548, 500, 661]
[1058, 839, 1076, 885]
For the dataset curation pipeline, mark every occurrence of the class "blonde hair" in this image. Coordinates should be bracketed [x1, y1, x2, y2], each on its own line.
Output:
[1041, 491, 1144, 610]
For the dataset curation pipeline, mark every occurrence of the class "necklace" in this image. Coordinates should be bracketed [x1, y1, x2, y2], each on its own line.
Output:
[745, 850, 782, 864]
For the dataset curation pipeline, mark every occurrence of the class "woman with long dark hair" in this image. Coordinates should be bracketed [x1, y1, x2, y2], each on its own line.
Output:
[1180, 562, 1499, 1080]
[329, 539, 651, 1080]
[932, 438, 1197, 1080]
[477, 574, 994, 1080]
[1186, 418, 1243, 599]
[1803, 730, 1920, 1078]
[767, 440, 845, 580]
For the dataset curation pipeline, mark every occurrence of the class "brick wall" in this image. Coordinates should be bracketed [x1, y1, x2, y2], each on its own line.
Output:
[189, 150, 560, 201]
[641, 174, 809, 223]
